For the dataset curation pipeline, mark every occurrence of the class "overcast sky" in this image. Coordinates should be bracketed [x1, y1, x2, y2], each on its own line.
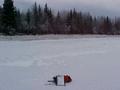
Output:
[0, 0, 120, 17]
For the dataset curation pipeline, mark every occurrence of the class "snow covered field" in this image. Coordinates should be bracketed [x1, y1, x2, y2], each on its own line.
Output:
[0, 36, 120, 90]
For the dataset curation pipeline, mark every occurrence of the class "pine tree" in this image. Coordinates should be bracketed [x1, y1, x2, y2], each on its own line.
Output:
[16, 9, 22, 33]
[114, 18, 120, 33]
[47, 8, 53, 22]
[54, 11, 64, 34]
[85, 14, 93, 34]
[0, 6, 2, 20]
[2, 0, 16, 35]
[26, 9, 31, 26]
[66, 10, 73, 34]
[25, 9, 31, 34]
[57, 11, 60, 20]
[101, 16, 112, 34]
[0, 6, 2, 16]
[44, 3, 49, 21]
[0, 6, 2, 33]
[56, 11, 62, 25]
[44, 3, 49, 15]
[38, 5, 42, 24]
[33, 2, 39, 27]
[66, 10, 73, 26]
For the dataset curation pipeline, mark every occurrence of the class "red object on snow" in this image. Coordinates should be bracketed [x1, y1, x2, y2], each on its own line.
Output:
[48, 75, 72, 86]
[64, 75, 72, 83]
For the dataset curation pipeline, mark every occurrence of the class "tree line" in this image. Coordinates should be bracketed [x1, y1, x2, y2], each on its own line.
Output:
[0, 0, 120, 35]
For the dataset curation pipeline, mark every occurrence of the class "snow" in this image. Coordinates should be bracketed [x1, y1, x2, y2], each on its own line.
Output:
[0, 36, 120, 90]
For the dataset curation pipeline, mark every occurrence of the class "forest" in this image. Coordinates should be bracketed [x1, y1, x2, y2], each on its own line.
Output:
[0, 0, 120, 35]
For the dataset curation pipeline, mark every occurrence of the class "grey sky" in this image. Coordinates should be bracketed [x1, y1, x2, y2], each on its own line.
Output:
[0, 0, 120, 17]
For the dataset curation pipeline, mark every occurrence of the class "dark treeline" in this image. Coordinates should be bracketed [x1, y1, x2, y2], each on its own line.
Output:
[0, 0, 120, 35]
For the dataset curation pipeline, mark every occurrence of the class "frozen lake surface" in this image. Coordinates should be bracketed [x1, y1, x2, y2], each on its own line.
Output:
[0, 36, 120, 90]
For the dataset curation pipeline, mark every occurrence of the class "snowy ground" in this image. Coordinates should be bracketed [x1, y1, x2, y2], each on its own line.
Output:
[0, 36, 120, 90]
[0, 35, 119, 41]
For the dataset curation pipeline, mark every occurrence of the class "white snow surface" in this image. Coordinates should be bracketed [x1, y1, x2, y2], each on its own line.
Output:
[0, 35, 120, 90]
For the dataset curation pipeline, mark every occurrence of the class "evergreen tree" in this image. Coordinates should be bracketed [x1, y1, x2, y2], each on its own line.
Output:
[0, 6, 2, 19]
[26, 9, 31, 26]
[25, 9, 31, 34]
[44, 3, 49, 21]
[44, 4, 53, 22]
[105, 16, 112, 34]
[16, 9, 22, 33]
[66, 10, 73, 34]
[54, 11, 64, 34]
[56, 11, 60, 20]
[0, 1, 118, 35]
[85, 14, 93, 34]
[47, 8, 53, 22]
[66, 10, 73, 26]
[44, 3, 49, 15]
[100, 16, 112, 34]
[0, 6, 2, 33]
[33, 2, 39, 27]
[114, 18, 120, 34]
[2, 0, 16, 35]
[38, 5, 43, 24]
